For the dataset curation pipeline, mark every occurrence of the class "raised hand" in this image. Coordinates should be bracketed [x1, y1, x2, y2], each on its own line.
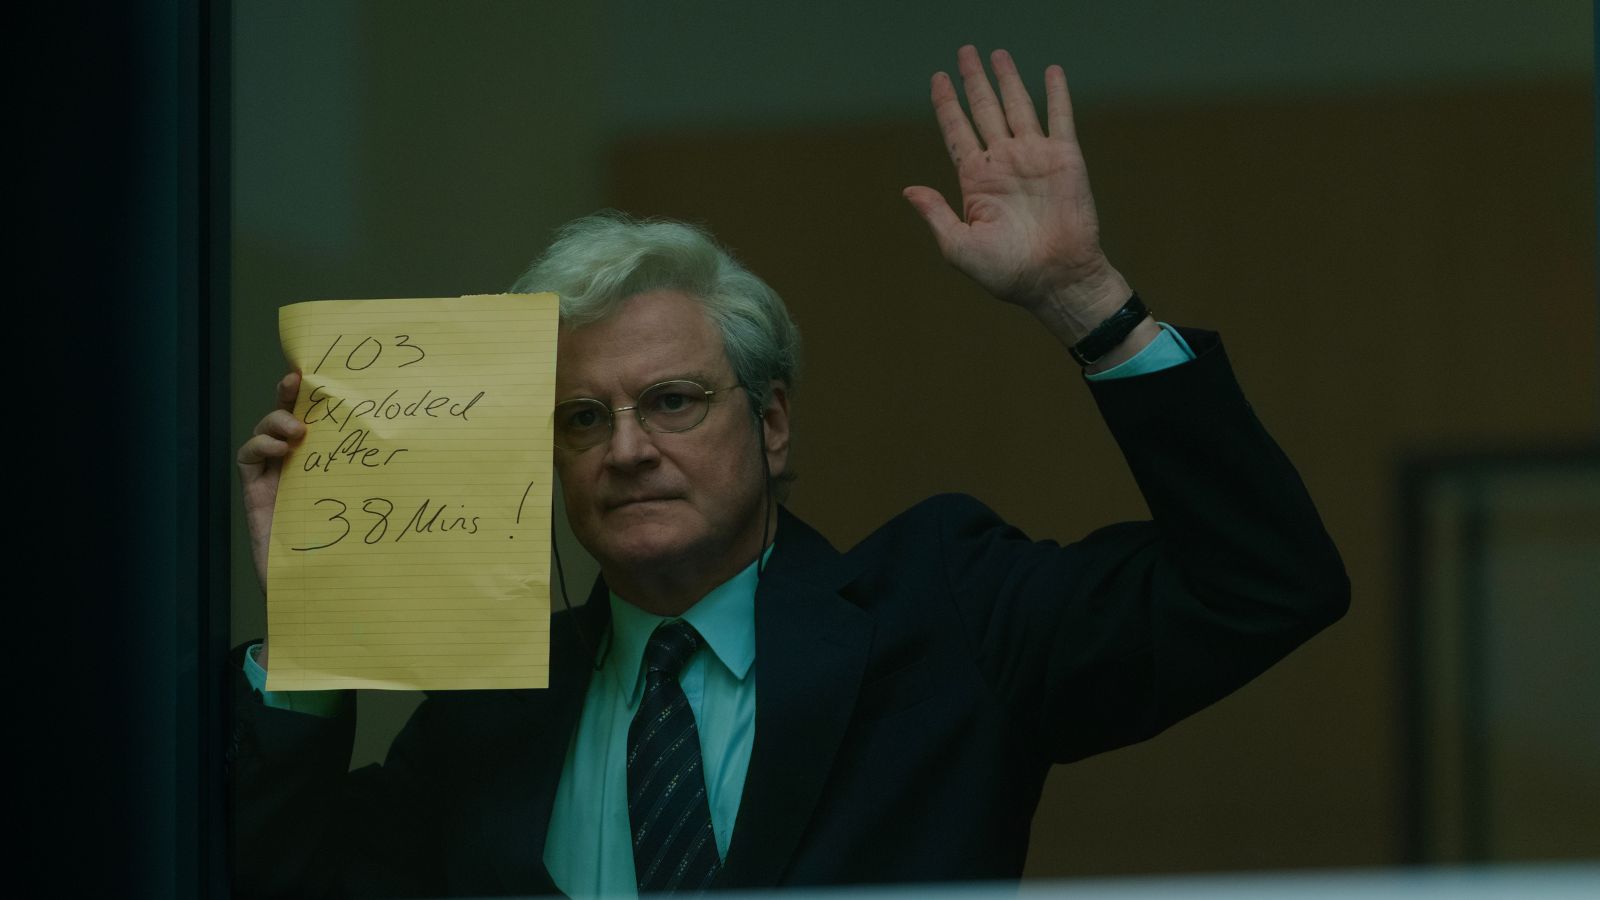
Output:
[237, 371, 305, 594]
[904, 45, 1134, 344]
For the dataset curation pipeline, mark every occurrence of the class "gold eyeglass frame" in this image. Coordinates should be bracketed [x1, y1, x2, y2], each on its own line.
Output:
[552, 379, 743, 451]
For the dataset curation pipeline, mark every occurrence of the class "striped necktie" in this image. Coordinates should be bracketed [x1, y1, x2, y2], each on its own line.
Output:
[628, 620, 720, 893]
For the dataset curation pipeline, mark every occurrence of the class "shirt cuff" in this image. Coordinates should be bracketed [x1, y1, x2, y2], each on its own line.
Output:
[1084, 322, 1196, 381]
[244, 643, 347, 718]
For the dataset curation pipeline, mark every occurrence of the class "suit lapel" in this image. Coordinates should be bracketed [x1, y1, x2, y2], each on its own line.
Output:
[478, 508, 869, 892]
[719, 509, 872, 889]
[479, 584, 610, 895]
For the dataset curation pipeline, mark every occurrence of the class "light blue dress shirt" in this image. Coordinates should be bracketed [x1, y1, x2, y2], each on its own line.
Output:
[543, 551, 764, 897]
[1086, 322, 1193, 380]
[244, 323, 1195, 898]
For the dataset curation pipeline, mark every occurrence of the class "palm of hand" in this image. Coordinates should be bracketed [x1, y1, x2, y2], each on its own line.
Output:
[904, 47, 1114, 314]
[949, 132, 1103, 308]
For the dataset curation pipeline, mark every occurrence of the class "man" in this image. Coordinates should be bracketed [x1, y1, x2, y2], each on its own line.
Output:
[234, 46, 1347, 897]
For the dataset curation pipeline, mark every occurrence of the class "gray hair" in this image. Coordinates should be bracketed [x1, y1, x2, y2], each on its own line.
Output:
[511, 211, 802, 412]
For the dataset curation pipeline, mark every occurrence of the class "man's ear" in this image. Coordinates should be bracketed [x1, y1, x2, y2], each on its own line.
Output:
[760, 381, 791, 478]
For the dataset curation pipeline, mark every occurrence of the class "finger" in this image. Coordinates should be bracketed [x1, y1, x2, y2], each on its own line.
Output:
[276, 371, 301, 413]
[956, 44, 1010, 146]
[1044, 64, 1080, 143]
[931, 71, 981, 166]
[902, 186, 967, 255]
[237, 432, 292, 468]
[252, 409, 305, 442]
[989, 48, 1042, 137]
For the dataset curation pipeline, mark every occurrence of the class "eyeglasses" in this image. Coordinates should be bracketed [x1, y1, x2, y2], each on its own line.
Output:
[552, 379, 742, 450]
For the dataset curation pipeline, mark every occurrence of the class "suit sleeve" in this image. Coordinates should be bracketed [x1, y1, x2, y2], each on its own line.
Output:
[229, 644, 449, 899]
[938, 329, 1349, 764]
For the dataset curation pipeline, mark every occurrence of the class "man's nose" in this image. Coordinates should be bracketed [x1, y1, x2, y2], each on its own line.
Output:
[604, 411, 660, 467]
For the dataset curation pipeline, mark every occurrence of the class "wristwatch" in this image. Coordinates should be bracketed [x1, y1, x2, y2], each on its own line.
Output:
[1069, 292, 1149, 367]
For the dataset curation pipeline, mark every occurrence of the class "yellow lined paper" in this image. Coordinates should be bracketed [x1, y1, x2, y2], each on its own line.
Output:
[266, 294, 558, 691]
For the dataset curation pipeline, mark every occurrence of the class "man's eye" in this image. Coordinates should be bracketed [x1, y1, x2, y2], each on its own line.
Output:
[560, 406, 602, 429]
[648, 390, 697, 414]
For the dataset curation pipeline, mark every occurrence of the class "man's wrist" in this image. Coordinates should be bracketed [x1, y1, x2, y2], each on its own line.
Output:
[1021, 263, 1163, 370]
[1068, 292, 1149, 366]
[1028, 264, 1135, 345]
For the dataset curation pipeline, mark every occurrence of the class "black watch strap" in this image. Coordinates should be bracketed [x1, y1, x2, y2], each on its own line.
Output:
[1069, 292, 1149, 367]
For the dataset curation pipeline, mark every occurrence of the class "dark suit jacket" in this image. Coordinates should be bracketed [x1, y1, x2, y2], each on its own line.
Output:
[231, 331, 1349, 897]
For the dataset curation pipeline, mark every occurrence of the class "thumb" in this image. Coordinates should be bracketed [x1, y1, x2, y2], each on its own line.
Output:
[902, 186, 965, 256]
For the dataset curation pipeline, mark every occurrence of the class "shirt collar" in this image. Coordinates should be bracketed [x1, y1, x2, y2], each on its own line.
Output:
[606, 547, 768, 706]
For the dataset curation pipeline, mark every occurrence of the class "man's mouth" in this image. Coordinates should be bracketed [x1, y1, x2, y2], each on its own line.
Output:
[605, 495, 679, 511]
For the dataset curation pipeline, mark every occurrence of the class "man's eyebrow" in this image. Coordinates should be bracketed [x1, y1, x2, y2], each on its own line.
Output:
[556, 371, 726, 403]
[669, 371, 720, 387]
[637, 371, 721, 391]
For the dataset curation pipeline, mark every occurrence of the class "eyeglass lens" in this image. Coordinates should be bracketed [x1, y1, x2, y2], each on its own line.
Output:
[553, 380, 712, 449]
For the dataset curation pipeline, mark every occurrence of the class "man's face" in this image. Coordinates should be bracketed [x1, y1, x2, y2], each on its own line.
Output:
[553, 289, 790, 583]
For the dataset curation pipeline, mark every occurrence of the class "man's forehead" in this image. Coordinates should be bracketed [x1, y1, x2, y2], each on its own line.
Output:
[559, 289, 717, 338]
[555, 290, 732, 392]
